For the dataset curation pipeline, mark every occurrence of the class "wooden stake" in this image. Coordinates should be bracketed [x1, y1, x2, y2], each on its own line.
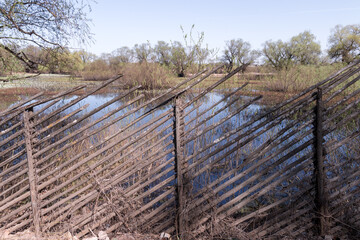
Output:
[23, 111, 41, 237]
[174, 97, 185, 239]
[314, 87, 328, 236]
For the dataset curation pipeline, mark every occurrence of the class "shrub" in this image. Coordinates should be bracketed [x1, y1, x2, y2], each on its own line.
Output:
[264, 63, 346, 92]
[119, 62, 172, 89]
[80, 59, 117, 81]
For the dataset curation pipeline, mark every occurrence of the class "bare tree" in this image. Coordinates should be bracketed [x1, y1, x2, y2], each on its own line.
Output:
[154, 41, 171, 67]
[222, 39, 259, 73]
[133, 42, 153, 63]
[0, 0, 93, 71]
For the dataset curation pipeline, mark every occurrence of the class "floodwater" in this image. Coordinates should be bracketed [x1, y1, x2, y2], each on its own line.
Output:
[1, 87, 359, 210]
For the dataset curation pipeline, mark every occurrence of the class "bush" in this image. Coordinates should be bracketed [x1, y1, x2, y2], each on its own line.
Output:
[264, 63, 346, 92]
[80, 60, 172, 89]
[80, 59, 118, 81]
[121, 62, 172, 89]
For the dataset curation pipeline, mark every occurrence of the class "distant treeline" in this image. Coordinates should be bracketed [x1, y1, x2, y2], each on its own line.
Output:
[1, 24, 359, 89]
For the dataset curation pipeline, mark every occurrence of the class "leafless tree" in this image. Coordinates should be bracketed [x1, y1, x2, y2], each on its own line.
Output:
[0, 0, 93, 71]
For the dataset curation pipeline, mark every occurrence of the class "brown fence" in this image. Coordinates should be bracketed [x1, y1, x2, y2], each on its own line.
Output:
[0, 62, 359, 239]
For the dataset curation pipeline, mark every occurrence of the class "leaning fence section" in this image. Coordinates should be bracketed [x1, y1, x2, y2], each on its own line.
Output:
[321, 62, 360, 237]
[179, 73, 317, 239]
[0, 62, 359, 239]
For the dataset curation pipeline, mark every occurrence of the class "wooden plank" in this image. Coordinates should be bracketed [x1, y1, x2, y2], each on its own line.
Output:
[188, 140, 313, 222]
[126, 157, 174, 196]
[35, 103, 89, 136]
[6, 85, 87, 120]
[0, 121, 21, 139]
[0, 149, 26, 171]
[37, 109, 173, 191]
[193, 153, 312, 225]
[232, 185, 313, 226]
[29, 98, 62, 118]
[23, 111, 41, 237]
[322, 66, 360, 95]
[34, 86, 141, 147]
[76, 212, 116, 238]
[186, 118, 314, 205]
[184, 95, 262, 144]
[0, 196, 31, 222]
[34, 93, 145, 159]
[40, 144, 174, 219]
[140, 198, 175, 225]
[324, 108, 360, 136]
[174, 97, 185, 237]
[256, 204, 313, 237]
[0, 92, 43, 117]
[6, 217, 32, 233]
[0, 129, 25, 154]
[217, 155, 312, 217]
[39, 135, 173, 210]
[0, 176, 28, 200]
[321, 62, 360, 93]
[325, 87, 360, 114]
[188, 122, 313, 181]
[41, 142, 173, 216]
[43, 125, 173, 207]
[134, 175, 176, 202]
[0, 112, 21, 130]
[0, 159, 27, 179]
[181, 64, 247, 110]
[324, 73, 360, 104]
[324, 97, 360, 127]
[145, 66, 223, 114]
[32, 76, 122, 128]
[183, 93, 316, 167]
[35, 94, 145, 168]
[0, 167, 28, 191]
[182, 82, 248, 122]
[0, 179, 29, 209]
[131, 188, 174, 218]
[325, 130, 359, 155]
[184, 88, 252, 135]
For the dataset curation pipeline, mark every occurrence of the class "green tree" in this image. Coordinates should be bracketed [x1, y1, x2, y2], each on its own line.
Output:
[111, 47, 134, 64]
[42, 48, 83, 74]
[170, 41, 190, 77]
[75, 50, 97, 65]
[170, 25, 207, 77]
[134, 43, 153, 63]
[222, 39, 259, 72]
[290, 31, 321, 65]
[328, 24, 360, 64]
[154, 41, 172, 67]
[0, 0, 93, 71]
[0, 46, 25, 75]
[262, 31, 321, 70]
[262, 40, 293, 70]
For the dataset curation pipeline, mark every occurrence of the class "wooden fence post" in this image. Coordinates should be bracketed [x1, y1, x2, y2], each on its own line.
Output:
[174, 97, 185, 239]
[314, 87, 329, 236]
[23, 111, 41, 237]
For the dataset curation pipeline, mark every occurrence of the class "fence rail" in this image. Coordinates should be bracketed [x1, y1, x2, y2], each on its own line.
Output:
[0, 62, 359, 239]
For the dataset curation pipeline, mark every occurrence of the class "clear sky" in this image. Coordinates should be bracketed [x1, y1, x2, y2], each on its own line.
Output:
[83, 0, 360, 56]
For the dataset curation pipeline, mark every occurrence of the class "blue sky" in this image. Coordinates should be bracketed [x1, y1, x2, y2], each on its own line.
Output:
[83, 0, 360, 56]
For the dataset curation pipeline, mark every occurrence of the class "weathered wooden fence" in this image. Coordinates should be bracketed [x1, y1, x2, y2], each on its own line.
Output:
[0, 62, 359, 239]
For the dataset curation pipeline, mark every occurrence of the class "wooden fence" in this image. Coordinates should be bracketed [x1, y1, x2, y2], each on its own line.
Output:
[0, 62, 359, 239]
